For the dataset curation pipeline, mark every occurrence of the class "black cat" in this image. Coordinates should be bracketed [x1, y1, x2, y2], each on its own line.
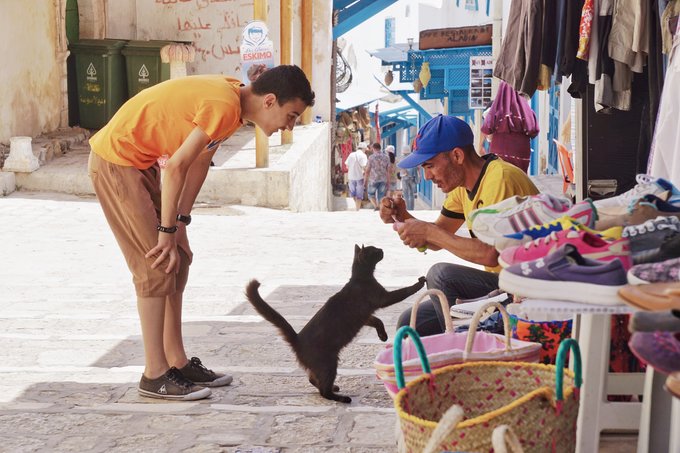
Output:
[245, 244, 426, 403]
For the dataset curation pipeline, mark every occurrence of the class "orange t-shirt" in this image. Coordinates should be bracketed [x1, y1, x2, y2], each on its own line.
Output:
[90, 75, 243, 169]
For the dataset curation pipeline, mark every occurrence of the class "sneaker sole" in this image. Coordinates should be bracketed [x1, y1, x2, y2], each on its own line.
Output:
[138, 387, 212, 401]
[499, 270, 626, 306]
[627, 269, 651, 285]
[194, 375, 233, 387]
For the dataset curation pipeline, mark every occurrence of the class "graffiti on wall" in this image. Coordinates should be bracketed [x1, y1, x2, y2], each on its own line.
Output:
[139, 0, 254, 75]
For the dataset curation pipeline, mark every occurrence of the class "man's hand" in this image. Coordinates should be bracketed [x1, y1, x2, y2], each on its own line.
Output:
[395, 218, 430, 250]
[379, 196, 407, 224]
[146, 232, 179, 274]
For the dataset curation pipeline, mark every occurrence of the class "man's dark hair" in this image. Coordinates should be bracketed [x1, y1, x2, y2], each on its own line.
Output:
[372, 143, 381, 151]
[459, 143, 477, 155]
[251, 65, 315, 107]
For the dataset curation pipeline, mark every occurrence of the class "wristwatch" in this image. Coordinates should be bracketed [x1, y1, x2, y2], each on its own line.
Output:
[176, 214, 192, 225]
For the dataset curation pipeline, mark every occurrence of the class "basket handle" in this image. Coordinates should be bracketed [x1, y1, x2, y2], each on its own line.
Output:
[394, 325, 431, 390]
[554, 338, 582, 402]
[423, 405, 465, 453]
[491, 425, 525, 453]
[410, 289, 454, 333]
[464, 301, 512, 356]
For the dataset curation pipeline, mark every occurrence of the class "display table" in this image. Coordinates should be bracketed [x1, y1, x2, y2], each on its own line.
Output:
[519, 300, 643, 453]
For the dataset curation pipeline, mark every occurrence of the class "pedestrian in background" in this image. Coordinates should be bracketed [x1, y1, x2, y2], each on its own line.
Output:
[344, 141, 369, 210]
[88, 66, 314, 401]
[385, 145, 400, 197]
[399, 146, 420, 210]
[364, 142, 391, 210]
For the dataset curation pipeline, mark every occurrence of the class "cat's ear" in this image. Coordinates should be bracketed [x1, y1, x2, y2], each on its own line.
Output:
[354, 244, 361, 255]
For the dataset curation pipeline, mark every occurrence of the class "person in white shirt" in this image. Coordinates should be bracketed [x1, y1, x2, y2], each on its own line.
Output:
[345, 141, 369, 210]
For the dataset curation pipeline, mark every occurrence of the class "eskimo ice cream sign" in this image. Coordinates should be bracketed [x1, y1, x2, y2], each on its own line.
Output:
[240, 21, 274, 84]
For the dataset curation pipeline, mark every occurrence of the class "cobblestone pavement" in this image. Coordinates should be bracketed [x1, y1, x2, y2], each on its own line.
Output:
[0, 192, 452, 452]
[0, 192, 637, 452]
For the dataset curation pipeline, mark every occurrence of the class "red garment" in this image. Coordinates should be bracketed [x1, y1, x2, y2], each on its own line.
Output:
[340, 139, 352, 173]
[577, 0, 594, 60]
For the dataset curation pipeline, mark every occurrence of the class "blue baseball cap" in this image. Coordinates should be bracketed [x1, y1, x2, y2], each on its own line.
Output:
[397, 115, 474, 168]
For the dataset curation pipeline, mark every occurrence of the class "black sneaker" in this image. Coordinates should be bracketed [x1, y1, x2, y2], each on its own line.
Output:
[178, 357, 233, 387]
[622, 216, 680, 264]
[138, 367, 211, 400]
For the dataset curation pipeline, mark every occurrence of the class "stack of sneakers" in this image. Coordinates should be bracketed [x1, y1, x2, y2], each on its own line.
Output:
[471, 194, 597, 247]
[479, 174, 680, 398]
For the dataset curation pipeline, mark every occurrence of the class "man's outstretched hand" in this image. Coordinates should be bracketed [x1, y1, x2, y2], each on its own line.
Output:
[379, 196, 407, 224]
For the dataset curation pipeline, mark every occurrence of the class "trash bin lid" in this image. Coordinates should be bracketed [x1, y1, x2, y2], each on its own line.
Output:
[69, 39, 128, 53]
[122, 40, 178, 56]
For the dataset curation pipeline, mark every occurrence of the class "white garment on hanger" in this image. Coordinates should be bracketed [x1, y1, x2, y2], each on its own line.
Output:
[649, 26, 680, 186]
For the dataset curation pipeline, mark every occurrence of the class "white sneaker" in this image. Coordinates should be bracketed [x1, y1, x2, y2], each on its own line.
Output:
[594, 175, 680, 216]
[471, 194, 577, 246]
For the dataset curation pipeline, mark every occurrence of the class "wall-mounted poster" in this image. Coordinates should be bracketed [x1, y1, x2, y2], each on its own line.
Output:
[240, 21, 275, 85]
[465, 0, 479, 11]
[469, 55, 493, 109]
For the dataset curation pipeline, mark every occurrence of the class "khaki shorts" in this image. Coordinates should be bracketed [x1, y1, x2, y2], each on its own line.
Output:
[88, 152, 191, 297]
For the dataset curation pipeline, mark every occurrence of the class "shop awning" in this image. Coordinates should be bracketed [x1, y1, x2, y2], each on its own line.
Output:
[366, 43, 414, 64]
[333, 0, 401, 39]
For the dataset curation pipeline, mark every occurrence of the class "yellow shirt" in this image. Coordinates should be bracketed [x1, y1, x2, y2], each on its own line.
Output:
[90, 75, 243, 169]
[442, 154, 539, 272]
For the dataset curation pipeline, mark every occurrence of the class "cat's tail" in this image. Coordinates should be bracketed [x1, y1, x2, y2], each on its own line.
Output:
[245, 280, 298, 346]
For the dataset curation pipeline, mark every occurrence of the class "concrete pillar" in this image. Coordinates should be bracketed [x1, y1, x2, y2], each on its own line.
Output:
[300, 0, 313, 125]
[280, 0, 293, 145]
[254, 0, 270, 168]
[311, 0, 332, 122]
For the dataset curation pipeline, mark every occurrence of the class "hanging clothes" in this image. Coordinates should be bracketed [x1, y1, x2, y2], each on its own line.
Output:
[594, 0, 632, 111]
[577, 0, 595, 60]
[494, 0, 544, 98]
[339, 138, 353, 174]
[661, 0, 680, 54]
[649, 17, 680, 186]
[537, 0, 558, 90]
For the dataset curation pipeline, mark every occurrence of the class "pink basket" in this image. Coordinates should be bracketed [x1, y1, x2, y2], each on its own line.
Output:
[374, 289, 542, 398]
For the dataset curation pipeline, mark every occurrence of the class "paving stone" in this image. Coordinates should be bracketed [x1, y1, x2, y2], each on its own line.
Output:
[268, 414, 339, 445]
[0, 435, 44, 452]
[346, 413, 399, 446]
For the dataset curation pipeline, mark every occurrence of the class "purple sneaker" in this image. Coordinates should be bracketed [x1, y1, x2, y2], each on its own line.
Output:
[629, 331, 680, 374]
[627, 257, 680, 285]
[498, 244, 628, 305]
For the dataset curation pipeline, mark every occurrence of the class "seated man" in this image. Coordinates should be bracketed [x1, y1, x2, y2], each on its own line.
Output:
[379, 115, 539, 336]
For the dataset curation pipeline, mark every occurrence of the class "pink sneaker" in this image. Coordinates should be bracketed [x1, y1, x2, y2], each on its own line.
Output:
[498, 229, 632, 269]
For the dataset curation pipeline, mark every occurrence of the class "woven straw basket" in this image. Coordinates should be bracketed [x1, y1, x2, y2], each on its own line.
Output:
[393, 326, 582, 453]
[375, 290, 542, 398]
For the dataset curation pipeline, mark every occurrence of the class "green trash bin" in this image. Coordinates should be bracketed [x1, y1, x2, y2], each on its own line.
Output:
[69, 39, 128, 130]
[122, 40, 174, 98]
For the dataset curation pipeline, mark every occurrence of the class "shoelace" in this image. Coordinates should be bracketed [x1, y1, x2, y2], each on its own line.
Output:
[190, 357, 216, 377]
[623, 218, 680, 237]
[523, 231, 561, 250]
[621, 175, 660, 210]
[166, 367, 194, 389]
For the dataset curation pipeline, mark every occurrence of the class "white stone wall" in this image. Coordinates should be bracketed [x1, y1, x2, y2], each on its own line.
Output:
[134, 0, 254, 76]
[0, 1, 63, 143]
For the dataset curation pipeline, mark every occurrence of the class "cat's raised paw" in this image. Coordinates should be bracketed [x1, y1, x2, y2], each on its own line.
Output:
[417, 276, 427, 285]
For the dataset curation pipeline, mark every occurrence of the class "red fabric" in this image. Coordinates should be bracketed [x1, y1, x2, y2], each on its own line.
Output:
[340, 139, 352, 173]
[375, 104, 381, 143]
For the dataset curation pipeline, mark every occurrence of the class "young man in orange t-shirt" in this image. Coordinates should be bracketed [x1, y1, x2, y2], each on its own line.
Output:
[88, 65, 314, 401]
